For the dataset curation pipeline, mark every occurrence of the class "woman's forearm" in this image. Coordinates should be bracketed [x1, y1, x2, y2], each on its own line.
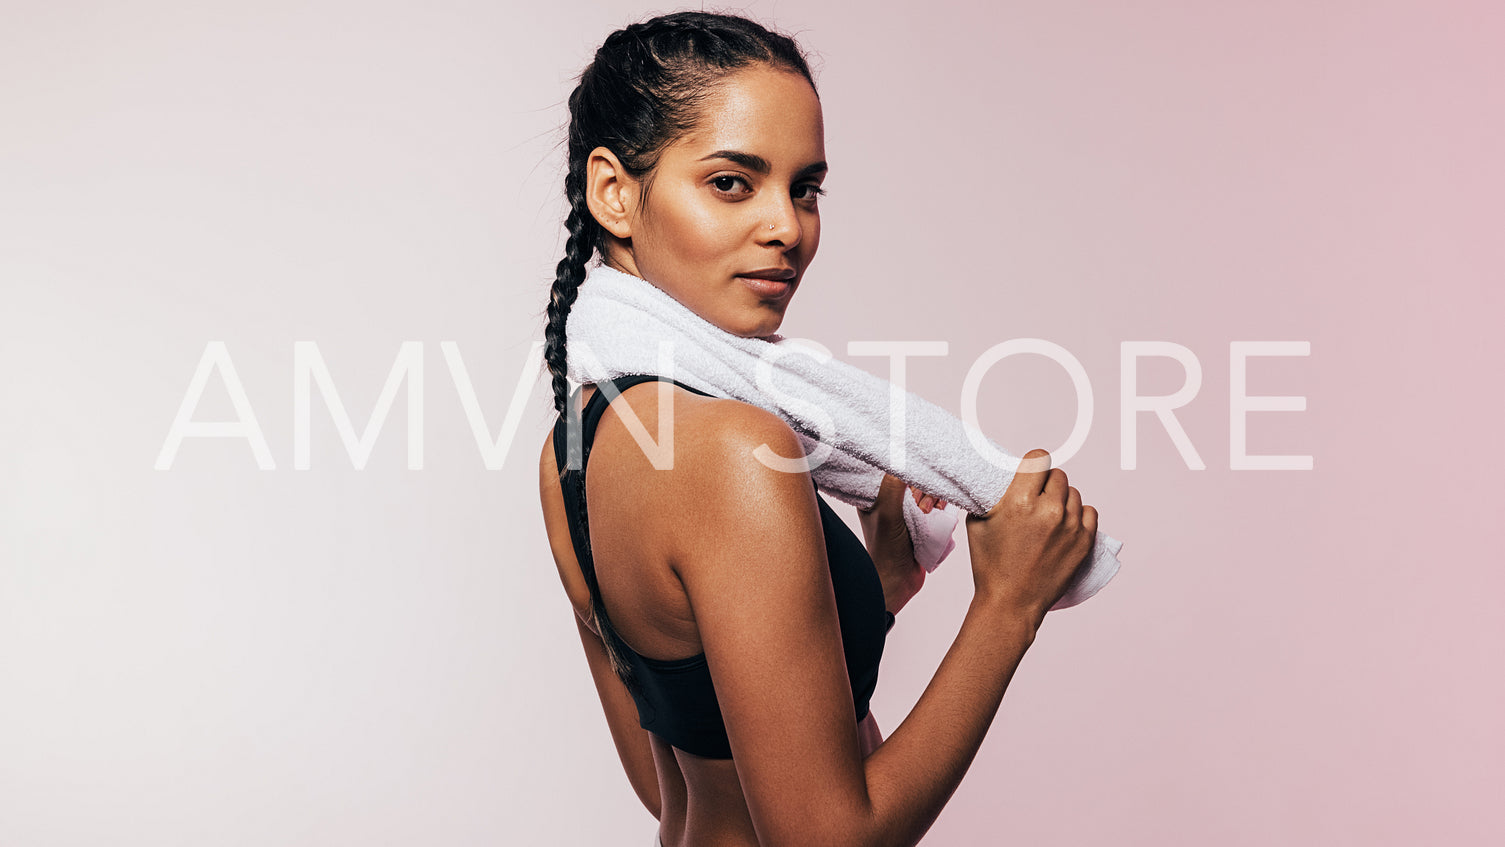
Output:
[857, 594, 1040, 847]
[573, 615, 663, 819]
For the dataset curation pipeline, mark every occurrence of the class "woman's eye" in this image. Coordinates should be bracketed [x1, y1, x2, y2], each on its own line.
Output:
[709, 175, 825, 200]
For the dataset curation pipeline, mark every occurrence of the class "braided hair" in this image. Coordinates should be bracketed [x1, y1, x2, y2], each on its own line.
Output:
[543, 11, 816, 684]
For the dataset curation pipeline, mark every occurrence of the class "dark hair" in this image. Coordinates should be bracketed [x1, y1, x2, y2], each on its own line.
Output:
[543, 10, 816, 684]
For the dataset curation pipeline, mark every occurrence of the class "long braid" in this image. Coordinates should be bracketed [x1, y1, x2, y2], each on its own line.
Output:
[543, 157, 596, 424]
[545, 85, 634, 681]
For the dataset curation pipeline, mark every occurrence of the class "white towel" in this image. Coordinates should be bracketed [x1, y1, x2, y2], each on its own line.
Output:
[564, 263, 1123, 611]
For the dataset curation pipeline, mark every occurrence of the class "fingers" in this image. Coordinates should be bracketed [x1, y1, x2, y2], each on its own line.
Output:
[1041, 466, 1068, 507]
[906, 483, 948, 514]
[1075, 501, 1099, 563]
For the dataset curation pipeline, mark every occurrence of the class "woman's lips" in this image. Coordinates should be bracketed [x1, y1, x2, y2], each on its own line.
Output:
[736, 275, 794, 298]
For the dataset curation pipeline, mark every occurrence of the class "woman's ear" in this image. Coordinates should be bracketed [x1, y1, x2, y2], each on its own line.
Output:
[585, 146, 638, 238]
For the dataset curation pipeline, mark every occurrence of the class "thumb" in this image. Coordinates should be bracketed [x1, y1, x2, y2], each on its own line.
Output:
[861, 472, 907, 514]
[1006, 448, 1053, 501]
[860, 475, 903, 514]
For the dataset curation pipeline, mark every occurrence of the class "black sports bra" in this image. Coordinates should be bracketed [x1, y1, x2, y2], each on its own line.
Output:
[553, 373, 891, 759]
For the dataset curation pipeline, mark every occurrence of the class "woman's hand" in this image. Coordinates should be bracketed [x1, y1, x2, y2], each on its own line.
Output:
[857, 473, 940, 616]
[964, 448, 1097, 630]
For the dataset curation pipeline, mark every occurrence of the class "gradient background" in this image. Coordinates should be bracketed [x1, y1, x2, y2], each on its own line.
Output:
[3, 1, 1501, 844]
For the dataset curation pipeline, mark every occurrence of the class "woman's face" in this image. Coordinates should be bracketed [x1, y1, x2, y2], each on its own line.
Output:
[597, 65, 826, 338]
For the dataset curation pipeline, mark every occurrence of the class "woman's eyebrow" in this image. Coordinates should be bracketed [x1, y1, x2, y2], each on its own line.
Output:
[698, 149, 828, 177]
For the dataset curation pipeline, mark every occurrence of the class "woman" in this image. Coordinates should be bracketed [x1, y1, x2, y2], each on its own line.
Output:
[536, 12, 1098, 846]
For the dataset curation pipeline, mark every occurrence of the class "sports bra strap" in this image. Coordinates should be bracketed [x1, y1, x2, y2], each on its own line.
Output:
[551, 374, 716, 588]
[553, 374, 714, 474]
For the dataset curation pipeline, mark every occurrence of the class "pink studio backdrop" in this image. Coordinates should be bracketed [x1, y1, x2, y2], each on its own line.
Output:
[2, 1, 1500, 845]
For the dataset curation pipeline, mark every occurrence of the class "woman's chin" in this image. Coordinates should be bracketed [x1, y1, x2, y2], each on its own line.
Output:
[731, 310, 786, 339]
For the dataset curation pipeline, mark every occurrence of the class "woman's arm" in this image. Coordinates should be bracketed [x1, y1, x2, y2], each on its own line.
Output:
[571, 610, 663, 820]
[669, 407, 1090, 847]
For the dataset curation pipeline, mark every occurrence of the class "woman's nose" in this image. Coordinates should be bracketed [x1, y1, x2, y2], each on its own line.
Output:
[756, 200, 802, 249]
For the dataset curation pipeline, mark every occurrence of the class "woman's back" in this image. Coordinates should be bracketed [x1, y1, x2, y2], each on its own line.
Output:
[538, 378, 890, 846]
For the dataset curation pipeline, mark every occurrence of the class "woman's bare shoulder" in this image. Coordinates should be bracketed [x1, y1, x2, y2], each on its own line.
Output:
[602, 388, 824, 580]
[618, 384, 806, 489]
